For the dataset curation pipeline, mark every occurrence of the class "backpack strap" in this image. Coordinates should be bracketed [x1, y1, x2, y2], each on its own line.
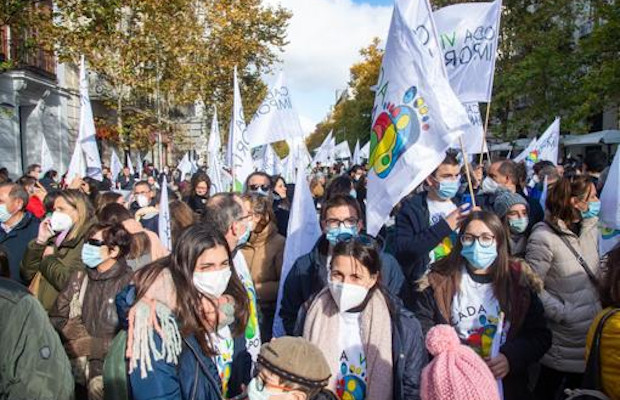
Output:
[582, 308, 620, 391]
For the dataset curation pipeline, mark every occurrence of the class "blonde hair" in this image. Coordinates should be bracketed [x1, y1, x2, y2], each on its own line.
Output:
[57, 189, 94, 241]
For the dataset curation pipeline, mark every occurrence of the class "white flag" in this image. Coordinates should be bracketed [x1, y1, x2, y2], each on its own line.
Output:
[78, 56, 103, 181]
[312, 131, 333, 165]
[136, 152, 143, 176]
[158, 175, 172, 251]
[272, 158, 322, 337]
[66, 138, 86, 183]
[177, 153, 193, 179]
[537, 118, 560, 165]
[366, 0, 470, 236]
[247, 71, 305, 147]
[208, 108, 228, 194]
[599, 151, 620, 256]
[513, 137, 538, 163]
[334, 141, 352, 159]
[360, 141, 370, 159]
[110, 149, 123, 185]
[353, 140, 361, 165]
[600, 150, 620, 229]
[128, 153, 135, 177]
[452, 102, 488, 154]
[40, 135, 54, 174]
[262, 145, 283, 176]
[228, 67, 254, 191]
[434, 0, 502, 103]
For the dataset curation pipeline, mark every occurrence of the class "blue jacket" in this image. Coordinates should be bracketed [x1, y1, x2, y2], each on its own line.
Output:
[279, 236, 405, 335]
[117, 286, 251, 400]
[295, 290, 427, 400]
[0, 212, 40, 283]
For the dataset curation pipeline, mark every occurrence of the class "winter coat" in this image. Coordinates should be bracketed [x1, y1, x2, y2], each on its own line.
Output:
[20, 221, 92, 311]
[526, 216, 601, 373]
[0, 211, 40, 283]
[586, 307, 620, 400]
[115, 286, 252, 400]
[295, 289, 427, 400]
[413, 260, 552, 400]
[393, 192, 457, 306]
[49, 260, 133, 377]
[279, 236, 405, 335]
[183, 194, 208, 215]
[240, 221, 285, 308]
[0, 278, 74, 399]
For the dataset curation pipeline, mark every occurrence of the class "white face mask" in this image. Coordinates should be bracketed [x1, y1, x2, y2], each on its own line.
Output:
[193, 268, 232, 298]
[50, 211, 74, 232]
[481, 176, 501, 194]
[136, 194, 150, 208]
[328, 280, 369, 312]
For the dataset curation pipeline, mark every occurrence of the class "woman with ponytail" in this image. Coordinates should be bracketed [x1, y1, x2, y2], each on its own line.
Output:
[526, 175, 602, 399]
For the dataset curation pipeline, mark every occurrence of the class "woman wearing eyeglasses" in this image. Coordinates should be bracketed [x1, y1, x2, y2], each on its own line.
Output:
[526, 176, 602, 399]
[298, 237, 427, 400]
[117, 224, 251, 400]
[414, 211, 551, 400]
[49, 222, 133, 400]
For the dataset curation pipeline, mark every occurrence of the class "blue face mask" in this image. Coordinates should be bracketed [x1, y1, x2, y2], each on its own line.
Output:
[326, 226, 358, 245]
[349, 189, 357, 199]
[81, 243, 104, 268]
[508, 217, 529, 234]
[437, 180, 459, 200]
[461, 241, 497, 270]
[0, 204, 13, 223]
[237, 220, 253, 248]
[581, 201, 601, 219]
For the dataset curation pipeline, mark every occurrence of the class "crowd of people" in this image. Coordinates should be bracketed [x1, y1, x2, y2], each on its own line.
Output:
[0, 148, 618, 400]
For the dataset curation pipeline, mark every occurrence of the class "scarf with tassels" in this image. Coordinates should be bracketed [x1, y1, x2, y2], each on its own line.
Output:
[126, 268, 183, 379]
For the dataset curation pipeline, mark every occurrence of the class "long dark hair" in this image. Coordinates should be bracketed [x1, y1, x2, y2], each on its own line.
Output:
[133, 225, 249, 355]
[431, 211, 514, 319]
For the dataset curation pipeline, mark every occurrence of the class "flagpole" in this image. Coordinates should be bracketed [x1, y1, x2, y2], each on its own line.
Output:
[460, 137, 478, 208]
[479, 101, 491, 165]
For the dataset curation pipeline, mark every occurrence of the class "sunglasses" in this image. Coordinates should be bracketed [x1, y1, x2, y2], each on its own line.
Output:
[87, 239, 105, 247]
[249, 184, 271, 192]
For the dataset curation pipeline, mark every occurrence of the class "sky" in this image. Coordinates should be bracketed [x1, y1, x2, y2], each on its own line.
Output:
[262, 0, 394, 135]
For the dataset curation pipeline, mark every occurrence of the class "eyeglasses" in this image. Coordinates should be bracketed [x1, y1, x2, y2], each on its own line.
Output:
[87, 239, 105, 247]
[249, 184, 271, 192]
[324, 217, 359, 229]
[460, 233, 495, 248]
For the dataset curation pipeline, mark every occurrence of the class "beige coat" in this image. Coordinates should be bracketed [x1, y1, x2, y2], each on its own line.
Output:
[240, 222, 285, 308]
[526, 215, 601, 373]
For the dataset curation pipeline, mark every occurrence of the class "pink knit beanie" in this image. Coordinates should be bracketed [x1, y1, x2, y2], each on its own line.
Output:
[421, 325, 500, 400]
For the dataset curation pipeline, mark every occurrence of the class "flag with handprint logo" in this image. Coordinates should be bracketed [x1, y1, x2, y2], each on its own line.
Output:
[366, 0, 470, 236]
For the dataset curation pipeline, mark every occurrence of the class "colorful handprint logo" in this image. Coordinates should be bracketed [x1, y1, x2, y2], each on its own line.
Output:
[369, 86, 430, 179]
[526, 150, 539, 163]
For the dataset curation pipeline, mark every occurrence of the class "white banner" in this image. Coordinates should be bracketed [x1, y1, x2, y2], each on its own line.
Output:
[158, 175, 172, 251]
[334, 141, 352, 159]
[177, 152, 193, 179]
[366, 0, 469, 236]
[207, 108, 228, 194]
[66, 138, 86, 183]
[272, 157, 322, 337]
[352, 140, 361, 165]
[434, 0, 502, 103]
[78, 56, 103, 181]
[537, 118, 560, 164]
[247, 71, 305, 147]
[359, 140, 370, 159]
[600, 150, 620, 229]
[227, 67, 254, 191]
[513, 137, 537, 163]
[451, 102, 488, 154]
[110, 149, 123, 185]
